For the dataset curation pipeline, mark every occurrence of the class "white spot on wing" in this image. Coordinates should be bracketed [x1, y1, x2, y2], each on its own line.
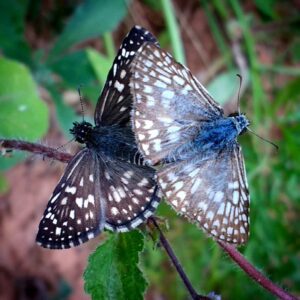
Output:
[115, 80, 124, 92]
[162, 90, 175, 99]
[76, 197, 83, 208]
[70, 210, 75, 219]
[65, 186, 76, 194]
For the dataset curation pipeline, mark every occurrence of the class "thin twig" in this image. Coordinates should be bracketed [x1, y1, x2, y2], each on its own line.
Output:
[149, 217, 210, 300]
[0, 139, 72, 163]
[1, 139, 298, 300]
[218, 241, 298, 300]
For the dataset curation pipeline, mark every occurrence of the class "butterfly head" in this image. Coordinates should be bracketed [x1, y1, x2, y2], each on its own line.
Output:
[229, 112, 250, 135]
[70, 121, 93, 144]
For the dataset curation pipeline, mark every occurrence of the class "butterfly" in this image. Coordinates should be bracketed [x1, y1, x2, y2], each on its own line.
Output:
[36, 26, 160, 249]
[130, 41, 250, 245]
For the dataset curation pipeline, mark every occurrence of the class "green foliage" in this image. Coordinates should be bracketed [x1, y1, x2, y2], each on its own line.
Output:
[50, 0, 129, 56]
[207, 70, 249, 105]
[86, 48, 113, 88]
[84, 231, 147, 300]
[0, 57, 49, 140]
[254, 0, 279, 19]
[0, 0, 31, 63]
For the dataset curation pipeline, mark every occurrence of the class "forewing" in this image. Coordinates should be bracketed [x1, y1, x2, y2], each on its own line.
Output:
[97, 157, 160, 232]
[36, 149, 105, 249]
[157, 143, 250, 245]
[131, 43, 224, 164]
[94, 26, 159, 126]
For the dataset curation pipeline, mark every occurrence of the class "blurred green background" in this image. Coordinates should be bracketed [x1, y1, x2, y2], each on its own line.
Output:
[0, 0, 299, 299]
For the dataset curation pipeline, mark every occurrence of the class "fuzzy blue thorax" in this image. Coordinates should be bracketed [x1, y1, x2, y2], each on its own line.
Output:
[165, 114, 250, 162]
[194, 114, 250, 152]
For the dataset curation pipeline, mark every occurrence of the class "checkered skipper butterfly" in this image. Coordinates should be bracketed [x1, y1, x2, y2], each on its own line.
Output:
[131, 42, 250, 245]
[36, 26, 160, 249]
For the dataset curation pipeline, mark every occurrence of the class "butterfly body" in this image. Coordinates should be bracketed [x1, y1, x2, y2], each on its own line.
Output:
[71, 121, 140, 162]
[194, 114, 249, 152]
[163, 114, 249, 163]
[131, 42, 250, 245]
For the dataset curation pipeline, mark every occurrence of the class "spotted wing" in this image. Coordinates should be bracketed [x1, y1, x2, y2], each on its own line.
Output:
[157, 143, 249, 245]
[131, 43, 224, 165]
[36, 149, 105, 249]
[94, 26, 158, 126]
[98, 156, 160, 232]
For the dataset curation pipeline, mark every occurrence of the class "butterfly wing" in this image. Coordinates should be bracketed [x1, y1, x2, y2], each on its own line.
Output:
[36, 149, 105, 249]
[94, 26, 158, 126]
[157, 143, 250, 245]
[97, 156, 160, 232]
[131, 43, 224, 164]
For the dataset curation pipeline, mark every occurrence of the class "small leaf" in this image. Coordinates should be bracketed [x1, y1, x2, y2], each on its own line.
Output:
[0, 57, 49, 140]
[51, 0, 128, 55]
[84, 231, 147, 300]
[49, 50, 96, 87]
[86, 48, 112, 87]
[46, 86, 79, 138]
[254, 0, 278, 19]
[0, 0, 31, 63]
[207, 70, 248, 105]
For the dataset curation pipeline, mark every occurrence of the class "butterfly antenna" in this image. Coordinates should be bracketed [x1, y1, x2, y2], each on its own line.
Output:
[78, 86, 85, 121]
[236, 74, 242, 114]
[55, 137, 76, 152]
[247, 128, 279, 151]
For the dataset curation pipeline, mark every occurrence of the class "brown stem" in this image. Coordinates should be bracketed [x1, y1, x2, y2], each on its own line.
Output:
[0, 139, 72, 163]
[218, 241, 298, 300]
[1, 138, 298, 300]
[149, 217, 211, 300]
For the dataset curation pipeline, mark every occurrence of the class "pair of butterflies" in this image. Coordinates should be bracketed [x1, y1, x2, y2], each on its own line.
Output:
[37, 26, 250, 249]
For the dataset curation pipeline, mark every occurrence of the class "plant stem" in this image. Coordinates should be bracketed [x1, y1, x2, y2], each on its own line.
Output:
[229, 0, 265, 125]
[160, 0, 186, 64]
[218, 241, 298, 300]
[149, 217, 210, 300]
[202, 0, 234, 70]
[0, 139, 71, 163]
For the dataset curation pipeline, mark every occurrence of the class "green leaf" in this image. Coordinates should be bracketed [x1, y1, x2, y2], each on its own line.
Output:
[0, 57, 49, 140]
[46, 86, 78, 138]
[207, 70, 246, 105]
[51, 0, 128, 55]
[273, 77, 300, 113]
[291, 40, 300, 63]
[86, 48, 112, 87]
[0, 0, 31, 63]
[49, 50, 96, 87]
[254, 0, 278, 19]
[84, 231, 147, 300]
